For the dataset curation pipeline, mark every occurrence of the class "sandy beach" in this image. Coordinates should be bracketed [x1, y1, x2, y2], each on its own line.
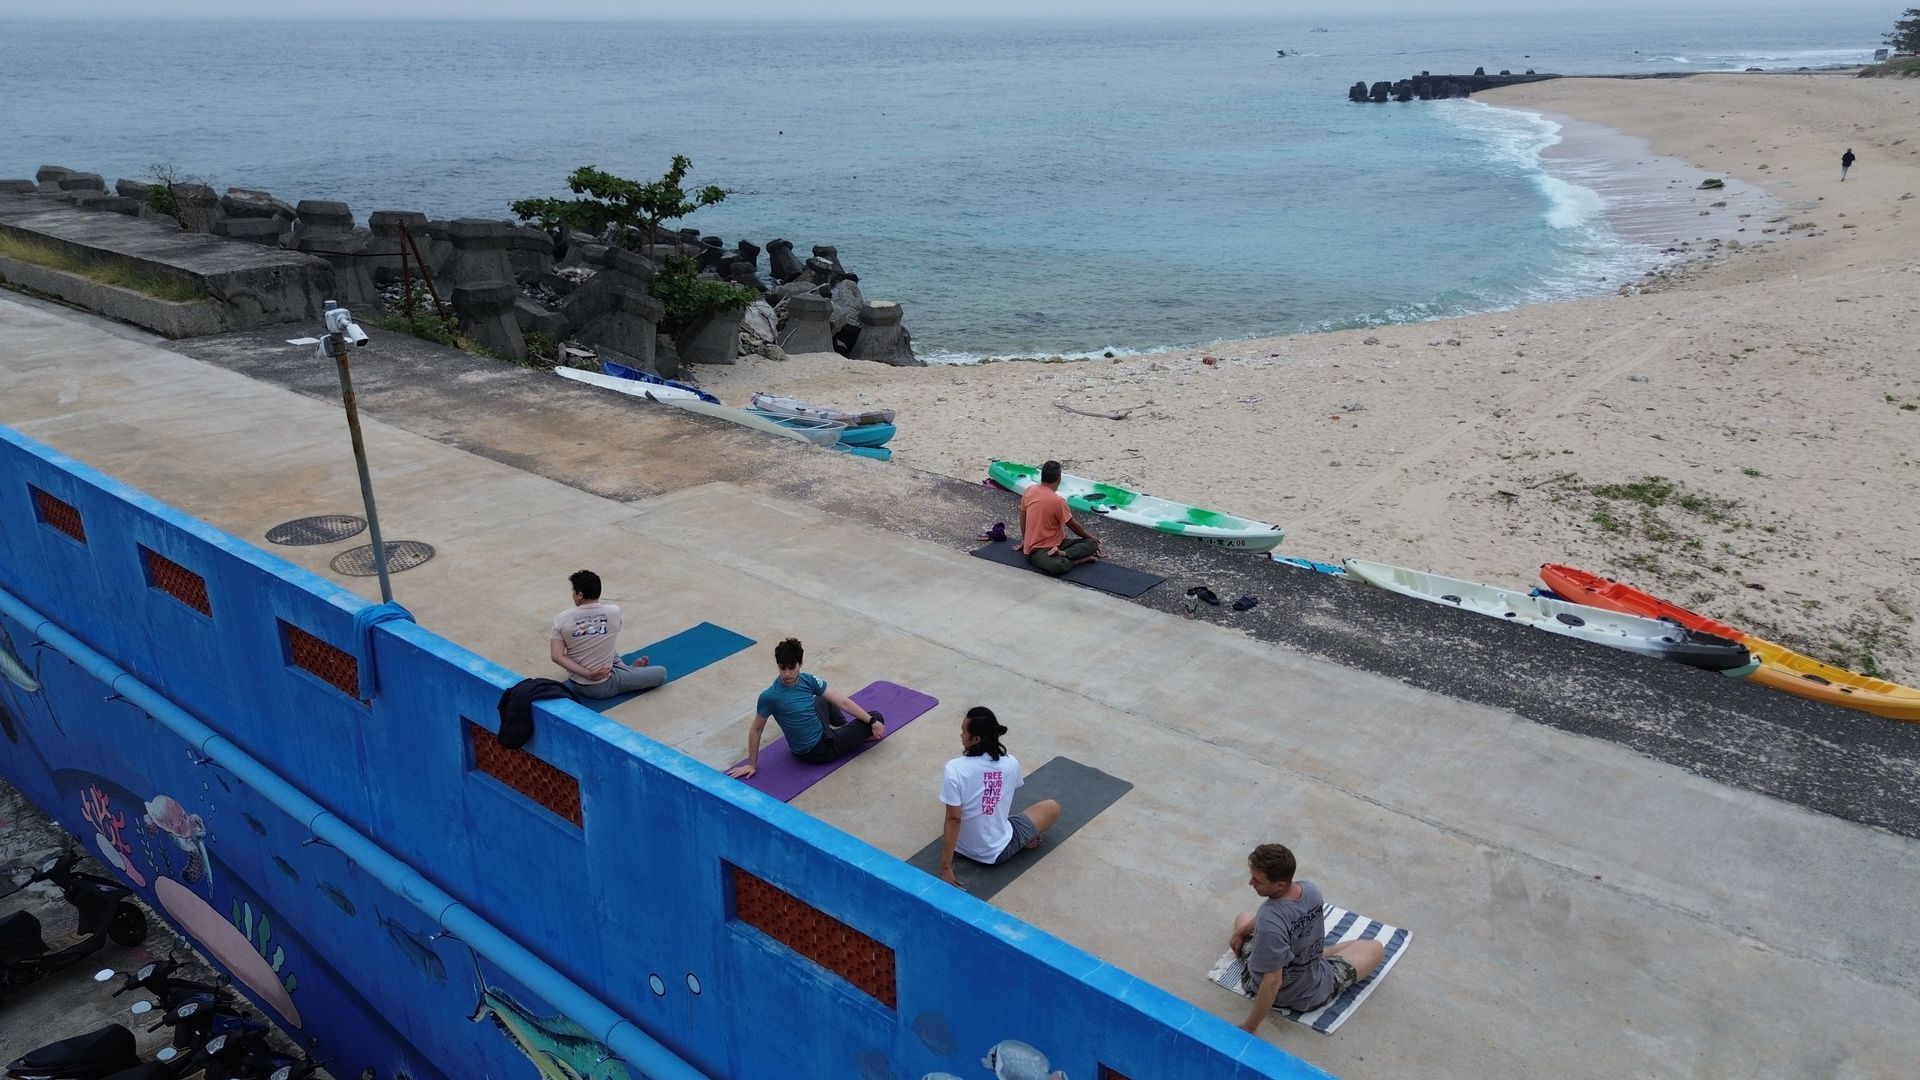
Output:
[700, 72, 1920, 682]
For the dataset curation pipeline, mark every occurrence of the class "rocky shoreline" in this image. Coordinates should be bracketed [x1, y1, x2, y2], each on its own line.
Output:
[1, 165, 920, 376]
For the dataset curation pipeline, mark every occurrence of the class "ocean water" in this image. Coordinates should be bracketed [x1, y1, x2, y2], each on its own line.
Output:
[0, 10, 1890, 360]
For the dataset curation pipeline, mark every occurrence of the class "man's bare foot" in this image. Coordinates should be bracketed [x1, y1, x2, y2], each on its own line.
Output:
[1023, 833, 1045, 851]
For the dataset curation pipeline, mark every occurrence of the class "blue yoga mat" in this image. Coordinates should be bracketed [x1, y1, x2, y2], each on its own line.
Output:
[577, 622, 756, 712]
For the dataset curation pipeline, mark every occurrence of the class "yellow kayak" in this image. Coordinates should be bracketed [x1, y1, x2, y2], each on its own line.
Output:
[1743, 637, 1920, 722]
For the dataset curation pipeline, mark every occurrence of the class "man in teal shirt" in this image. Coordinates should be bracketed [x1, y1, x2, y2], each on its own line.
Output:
[726, 637, 885, 779]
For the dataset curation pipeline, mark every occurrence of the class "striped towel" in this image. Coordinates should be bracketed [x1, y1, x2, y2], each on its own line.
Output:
[1207, 904, 1410, 1035]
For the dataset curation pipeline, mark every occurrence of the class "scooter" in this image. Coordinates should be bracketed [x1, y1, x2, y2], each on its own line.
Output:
[0, 852, 147, 1007]
[4, 994, 248, 1079]
[93, 956, 229, 1011]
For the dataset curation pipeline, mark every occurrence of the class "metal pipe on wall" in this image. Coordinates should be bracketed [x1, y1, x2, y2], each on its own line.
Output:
[0, 583, 708, 1080]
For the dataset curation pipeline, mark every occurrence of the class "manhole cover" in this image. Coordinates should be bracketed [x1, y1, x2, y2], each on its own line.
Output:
[329, 541, 436, 577]
[266, 515, 367, 546]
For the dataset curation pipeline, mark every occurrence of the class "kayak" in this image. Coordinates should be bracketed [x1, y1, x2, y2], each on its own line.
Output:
[1741, 638, 1920, 721]
[556, 366, 705, 401]
[837, 445, 892, 461]
[744, 408, 849, 445]
[750, 392, 894, 428]
[601, 361, 722, 404]
[987, 460, 1286, 553]
[1540, 563, 1920, 719]
[1345, 558, 1755, 671]
[1270, 554, 1349, 577]
[647, 393, 842, 447]
[836, 423, 897, 448]
[1538, 564, 1742, 639]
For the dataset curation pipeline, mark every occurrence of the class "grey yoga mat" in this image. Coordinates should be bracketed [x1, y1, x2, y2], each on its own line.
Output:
[907, 757, 1134, 900]
[969, 540, 1165, 598]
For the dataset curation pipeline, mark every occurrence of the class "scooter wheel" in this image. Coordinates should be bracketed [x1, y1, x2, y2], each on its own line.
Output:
[108, 901, 148, 946]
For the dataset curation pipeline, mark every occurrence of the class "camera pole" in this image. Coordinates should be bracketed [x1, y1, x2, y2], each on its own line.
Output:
[325, 324, 395, 604]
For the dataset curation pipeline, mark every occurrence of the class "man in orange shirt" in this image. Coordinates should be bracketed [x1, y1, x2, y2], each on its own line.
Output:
[1019, 460, 1101, 575]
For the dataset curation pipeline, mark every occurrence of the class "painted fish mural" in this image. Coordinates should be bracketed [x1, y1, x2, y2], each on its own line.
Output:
[0, 636, 40, 693]
[469, 980, 634, 1080]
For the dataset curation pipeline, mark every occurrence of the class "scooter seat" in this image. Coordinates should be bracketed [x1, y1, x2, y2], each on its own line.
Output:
[0, 909, 44, 961]
[7, 1023, 138, 1071]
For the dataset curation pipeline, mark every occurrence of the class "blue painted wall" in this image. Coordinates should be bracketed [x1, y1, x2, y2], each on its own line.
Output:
[0, 425, 1327, 1080]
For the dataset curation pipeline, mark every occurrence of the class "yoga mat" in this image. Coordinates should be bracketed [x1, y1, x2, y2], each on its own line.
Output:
[731, 681, 939, 801]
[1207, 905, 1412, 1035]
[907, 757, 1133, 901]
[578, 622, 756, 713]
[969, 540, 1164, 598]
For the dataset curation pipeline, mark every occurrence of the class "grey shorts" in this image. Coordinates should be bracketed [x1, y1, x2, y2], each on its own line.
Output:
[989, 813, 1038, 864]
[1242, 955, 1360, 1011]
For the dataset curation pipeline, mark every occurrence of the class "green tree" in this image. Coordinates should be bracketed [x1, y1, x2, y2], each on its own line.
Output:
[510, 157, 731, 251]
[1889, 8, 1920, 54]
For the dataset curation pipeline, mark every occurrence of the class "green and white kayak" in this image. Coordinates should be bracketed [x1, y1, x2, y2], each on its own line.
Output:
[988, 460, 1286, 553]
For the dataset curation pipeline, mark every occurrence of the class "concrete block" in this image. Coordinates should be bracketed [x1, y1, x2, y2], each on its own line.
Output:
[295, 200, 355, 231]
[452, 279, 524, 360]
[0, 180, 37, 194]
[676, 305, 743, 366]
[777, 293, 834, 354]
[846, 300, 920, 366]
[766, 238, 801, 283]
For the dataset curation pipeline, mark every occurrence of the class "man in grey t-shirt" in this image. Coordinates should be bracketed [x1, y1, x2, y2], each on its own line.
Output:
[1228, 843, 1385, 1032]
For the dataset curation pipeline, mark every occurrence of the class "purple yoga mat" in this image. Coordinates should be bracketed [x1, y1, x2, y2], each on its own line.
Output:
[731, 681, 939, 801]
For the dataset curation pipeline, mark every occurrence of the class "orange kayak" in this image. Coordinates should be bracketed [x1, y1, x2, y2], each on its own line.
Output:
[1539, 563, 1920, 722]
[1538, 564, 1742, 639]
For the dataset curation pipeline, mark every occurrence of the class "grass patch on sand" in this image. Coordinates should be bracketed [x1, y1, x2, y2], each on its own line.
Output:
[1859, 57, 1920, 78]
[0, 232, 207, 303]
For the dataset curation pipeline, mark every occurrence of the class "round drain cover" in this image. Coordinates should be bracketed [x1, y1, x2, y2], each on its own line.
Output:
[329, 541, 435, 577]
[267, 515, 367, 546]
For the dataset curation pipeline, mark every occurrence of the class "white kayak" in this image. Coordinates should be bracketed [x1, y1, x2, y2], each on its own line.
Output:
[1343, 558, 1755, 669]
[750, 392, 895, 428]
[988, 460, 1286, 553]
[555, 366, 705, 401]
[647, 392, 845, 447]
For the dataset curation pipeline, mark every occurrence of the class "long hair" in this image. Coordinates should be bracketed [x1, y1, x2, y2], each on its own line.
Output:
[963, 706, 1009, 760]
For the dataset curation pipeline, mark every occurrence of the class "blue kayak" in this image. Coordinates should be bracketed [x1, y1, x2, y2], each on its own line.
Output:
[836, 445, 892, 461]
[1270, 554, 1348, 577]
[600, 361, 722, 405]
[837, 423, 896, 448]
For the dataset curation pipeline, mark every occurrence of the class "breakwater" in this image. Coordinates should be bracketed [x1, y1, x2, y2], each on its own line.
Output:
[1347, 70, 1560, 101]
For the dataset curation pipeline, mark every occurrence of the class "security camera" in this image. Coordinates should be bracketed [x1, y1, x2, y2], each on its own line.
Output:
[322, 300, 369, 346]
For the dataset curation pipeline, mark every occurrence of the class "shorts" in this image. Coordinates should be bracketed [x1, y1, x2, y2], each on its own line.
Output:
[1241, 955, 1360, 1011]
[989, 813, 1038, 864]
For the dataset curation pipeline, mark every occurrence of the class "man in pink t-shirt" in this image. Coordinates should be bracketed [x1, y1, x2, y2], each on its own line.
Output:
[1018, 460, 1100, 576]
[549, 569, 667, 699]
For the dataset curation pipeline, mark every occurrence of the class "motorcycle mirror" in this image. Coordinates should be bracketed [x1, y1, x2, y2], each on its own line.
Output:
[206, 1035, 228, 1054]
[136, 962, 157, 979]
[129, 1000, 155, 1015]
[156, 1047, 178, 1063]
[175, 1001, 200, 1018]
[94, 968, 117, 982]
[39, 856, 58, 873]
[270, 1069, 292, 1080]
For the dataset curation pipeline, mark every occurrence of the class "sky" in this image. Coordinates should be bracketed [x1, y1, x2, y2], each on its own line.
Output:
[6, 0, 1893, 18]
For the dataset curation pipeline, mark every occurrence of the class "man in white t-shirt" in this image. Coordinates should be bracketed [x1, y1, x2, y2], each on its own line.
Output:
[549, 570, 668, 699]
[938, 707, 1062, 889]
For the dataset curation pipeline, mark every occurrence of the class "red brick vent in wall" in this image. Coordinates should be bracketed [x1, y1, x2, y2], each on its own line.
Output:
[730, 866, 897, 1009]
[142, 547, 211, 616]
[30, 487, 86, 544]
[467, 721, 583, 827]
[285, 623, 360, 699]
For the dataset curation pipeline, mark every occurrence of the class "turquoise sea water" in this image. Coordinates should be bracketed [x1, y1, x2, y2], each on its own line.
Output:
[0, 11, 1890, 359]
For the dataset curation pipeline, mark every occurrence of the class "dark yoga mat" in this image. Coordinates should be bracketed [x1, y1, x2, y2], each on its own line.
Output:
[578, 622, 756, 712]
[907, 757, 1133, 900]
[730, 681, 940, 801]
[969, 540, 1165, 598]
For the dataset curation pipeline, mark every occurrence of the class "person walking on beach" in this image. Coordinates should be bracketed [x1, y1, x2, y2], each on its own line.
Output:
[1841, 148, 1856, 181]
[1019, 460, 1100, 575]
[1228, 843, 1385, 1033]
[936, 707, 1061, 889]
[725, 637, 884, 779]
[549, 570, 667, 699]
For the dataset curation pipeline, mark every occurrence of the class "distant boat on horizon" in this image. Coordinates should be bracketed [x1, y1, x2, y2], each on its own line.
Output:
[1310, 27, 1330, 33]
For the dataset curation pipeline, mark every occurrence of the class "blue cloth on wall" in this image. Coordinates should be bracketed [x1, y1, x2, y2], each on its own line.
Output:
[351, 601, 415, 700]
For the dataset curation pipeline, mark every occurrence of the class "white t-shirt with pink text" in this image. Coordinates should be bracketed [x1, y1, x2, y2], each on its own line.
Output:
[940, 752, 1024, 863]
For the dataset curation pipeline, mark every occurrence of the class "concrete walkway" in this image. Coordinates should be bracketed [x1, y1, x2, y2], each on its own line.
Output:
[3, 294, 1916, 1079]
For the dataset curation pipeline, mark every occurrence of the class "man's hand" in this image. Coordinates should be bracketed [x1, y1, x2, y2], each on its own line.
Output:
[940, 867, 965, 890]
[589, 665, 613, 682]
[1228, 924, 1252, 958]
[725, 763, 757, 780]
[1238, 1018, 1264, 1035]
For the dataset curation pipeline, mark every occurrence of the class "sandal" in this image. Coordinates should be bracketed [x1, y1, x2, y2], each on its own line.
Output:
[1186, 586, 1221, 606]
[1231, 594, 1259, 612]
[976, 521, 1007, 543]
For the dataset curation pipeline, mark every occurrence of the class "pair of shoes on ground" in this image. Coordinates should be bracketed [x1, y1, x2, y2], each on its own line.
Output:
[1188, 586, 1259, 611]
[976, 521, 1007, 543]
